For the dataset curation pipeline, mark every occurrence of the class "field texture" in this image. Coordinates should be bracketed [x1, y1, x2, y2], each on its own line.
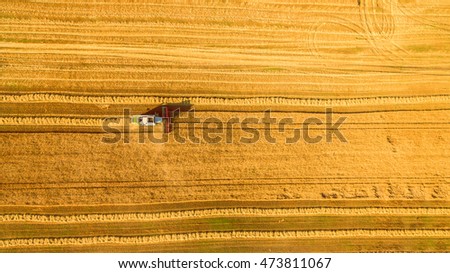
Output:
[1, 0, 449, 252]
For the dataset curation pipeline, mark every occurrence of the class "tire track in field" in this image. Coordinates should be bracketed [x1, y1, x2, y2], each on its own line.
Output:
[310, 1, 407, 59]
[2, 183, 446, 202]
[359, 0, 409, 59]
[360, 0, 396, 41]
[397, 2, 450, 32]
[1, 229, 448, 248]
[3, 176, 447, 185]
[1, 207, 449, 223]
[307, 17, 369, 57]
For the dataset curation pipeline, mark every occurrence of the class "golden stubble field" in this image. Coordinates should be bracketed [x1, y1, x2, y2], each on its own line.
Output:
[0, 0, 449, 252]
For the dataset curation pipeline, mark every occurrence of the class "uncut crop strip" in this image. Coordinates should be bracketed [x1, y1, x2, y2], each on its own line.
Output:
[1, 230, 449, 248]
[1, 207, 449, 223]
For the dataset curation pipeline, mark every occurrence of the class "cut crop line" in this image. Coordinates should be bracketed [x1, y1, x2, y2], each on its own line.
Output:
[1, 207, 449, 224]
[0, 116, 103, 126]
[1, 116, 449, 128]
[1, 229, 448, 248]
[0, 93, 448, 106]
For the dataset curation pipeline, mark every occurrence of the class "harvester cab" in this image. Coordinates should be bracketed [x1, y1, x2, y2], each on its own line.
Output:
[130, 104, 172, 133]
[131, 115, 163, 126]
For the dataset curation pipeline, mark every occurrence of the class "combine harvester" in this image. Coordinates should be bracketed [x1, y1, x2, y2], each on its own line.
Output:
[130, 105, 171, 133]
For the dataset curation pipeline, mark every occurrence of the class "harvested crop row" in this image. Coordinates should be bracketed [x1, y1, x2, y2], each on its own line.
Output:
[1, 207, 449, 223]
[1, 93, 449, 106]
[0, 116, 104, 126]
[1, 229, 449, 248]
[1, 116, 449, 129]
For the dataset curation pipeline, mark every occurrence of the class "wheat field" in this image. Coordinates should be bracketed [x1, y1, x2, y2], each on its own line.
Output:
[0, 0, 449, 252]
